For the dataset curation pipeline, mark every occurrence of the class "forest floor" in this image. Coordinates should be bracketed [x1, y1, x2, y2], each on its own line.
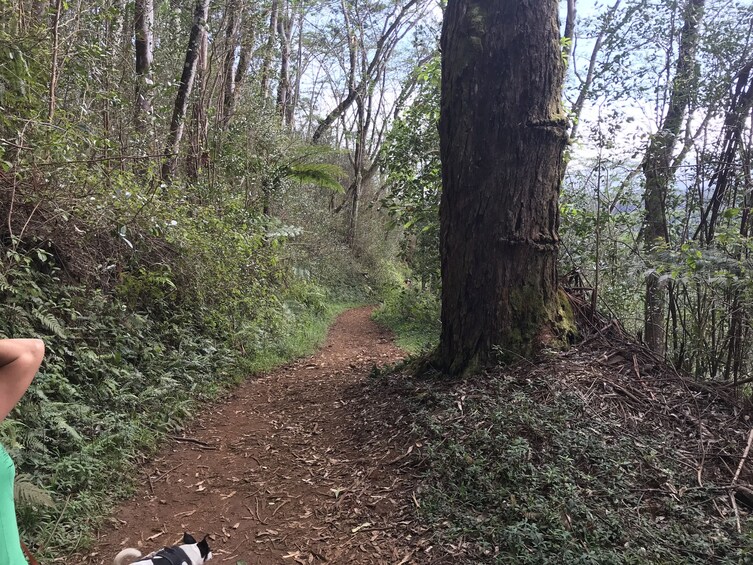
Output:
[75, 307, 433, 565]
[65, 302, 753, 564]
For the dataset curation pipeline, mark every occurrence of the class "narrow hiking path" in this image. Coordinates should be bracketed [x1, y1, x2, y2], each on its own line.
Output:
[78, 307, 432, 565]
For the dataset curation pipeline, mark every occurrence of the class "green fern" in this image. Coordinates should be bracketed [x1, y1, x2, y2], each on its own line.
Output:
[99, 377, 120, 400]
[18, 428, 46, 453]
[52, 415, 82, 442]
[2, 304, 31, 324]
[285, 163, 346, 193]
[32, 308, 67, 338]
[14, 474, 55, 508]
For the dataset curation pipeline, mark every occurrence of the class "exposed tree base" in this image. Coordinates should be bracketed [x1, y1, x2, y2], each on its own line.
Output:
[416, 287, 579, 378]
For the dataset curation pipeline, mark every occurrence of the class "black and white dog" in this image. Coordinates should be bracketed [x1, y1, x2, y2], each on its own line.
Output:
[113, 532, 212, 565]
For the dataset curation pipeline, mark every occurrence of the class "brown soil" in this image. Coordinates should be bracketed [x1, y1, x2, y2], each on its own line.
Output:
[78, 307, 430, 565]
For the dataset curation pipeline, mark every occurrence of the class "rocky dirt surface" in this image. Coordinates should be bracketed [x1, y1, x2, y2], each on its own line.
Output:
[77, 307, 435, 565]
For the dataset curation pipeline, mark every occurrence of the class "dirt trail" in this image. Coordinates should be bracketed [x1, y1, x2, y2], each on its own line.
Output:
[80, 307, 429, 565]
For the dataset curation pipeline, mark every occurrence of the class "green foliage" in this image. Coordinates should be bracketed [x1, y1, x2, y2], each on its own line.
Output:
[286, 162, 346, 193]
[14, 474, 55, 509]
[381, 56, 441, 290]
[240, 295, 353, 374]
[0, 0, 424, 559]
[373, 277, 440, 355]
[0, 248, 358, 556]
[559, 175, 645, 329]
[0, 259, 242, 552]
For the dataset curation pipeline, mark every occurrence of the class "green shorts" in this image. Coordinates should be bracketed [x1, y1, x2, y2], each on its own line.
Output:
[0, 444, 27, 564]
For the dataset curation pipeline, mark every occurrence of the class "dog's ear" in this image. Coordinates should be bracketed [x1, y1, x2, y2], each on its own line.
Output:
[183, 532, 197, 544]
[197, 535, 211, 558]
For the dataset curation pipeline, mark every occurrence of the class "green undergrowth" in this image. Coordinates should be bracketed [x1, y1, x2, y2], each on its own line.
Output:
[242, 300, 355, 374]
[372, 284, 440, 354]
[0, 257, 357, 559]
[394, 368, 753, 564]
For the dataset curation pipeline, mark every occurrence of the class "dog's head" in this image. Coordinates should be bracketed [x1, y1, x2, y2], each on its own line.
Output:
[180, 532, 213, 563]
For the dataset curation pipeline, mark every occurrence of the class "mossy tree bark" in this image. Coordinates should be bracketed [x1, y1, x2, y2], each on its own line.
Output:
[438, 0, 568, 375]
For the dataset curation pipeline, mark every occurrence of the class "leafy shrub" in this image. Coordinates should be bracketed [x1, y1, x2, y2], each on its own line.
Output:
[0, 256, 241, 551]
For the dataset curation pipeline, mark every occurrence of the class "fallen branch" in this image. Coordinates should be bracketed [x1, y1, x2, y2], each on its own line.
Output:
[732, 428, 753, 486]
[169, 435, 216, 449]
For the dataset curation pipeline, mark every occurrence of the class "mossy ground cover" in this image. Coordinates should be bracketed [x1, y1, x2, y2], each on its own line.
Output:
[377, 345, 753, 564]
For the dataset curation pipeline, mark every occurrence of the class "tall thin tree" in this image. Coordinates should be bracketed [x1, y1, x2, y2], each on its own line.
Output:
[161, 0, 210, 181]
[134, 0, 154, 132]
[642, 0, 705, 355]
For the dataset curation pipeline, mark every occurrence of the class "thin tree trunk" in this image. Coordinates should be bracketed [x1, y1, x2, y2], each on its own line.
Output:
[347, 88, 371, 246]
[161, 0, 210, 181]
[48, 0, 63, 121]
[220, 0, 241, 127]
[134, 0, 154, 132]
[259, 0, 279, 102]
[289, 10, 304, 127]
[696, 62, 753, 242]
[563, 0, 576, 66]
[187, 25, 208, 182]
[276, 0, 293, 124]
[311, 0, 421, 143]
[224, 8, 257, 128]
[568, 0, 621, 142]
[102, 0, 127, 165]
[344, 0, 368, 245]
[642, 0, 705, 355]
[438, 0, 568, 374]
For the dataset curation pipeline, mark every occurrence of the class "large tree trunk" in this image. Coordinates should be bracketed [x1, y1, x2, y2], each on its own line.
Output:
[641, 0, 705, 355]
[134, 0, 154, 132]
[161, 0, 210, 181]
[438, 0, 568, 375]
